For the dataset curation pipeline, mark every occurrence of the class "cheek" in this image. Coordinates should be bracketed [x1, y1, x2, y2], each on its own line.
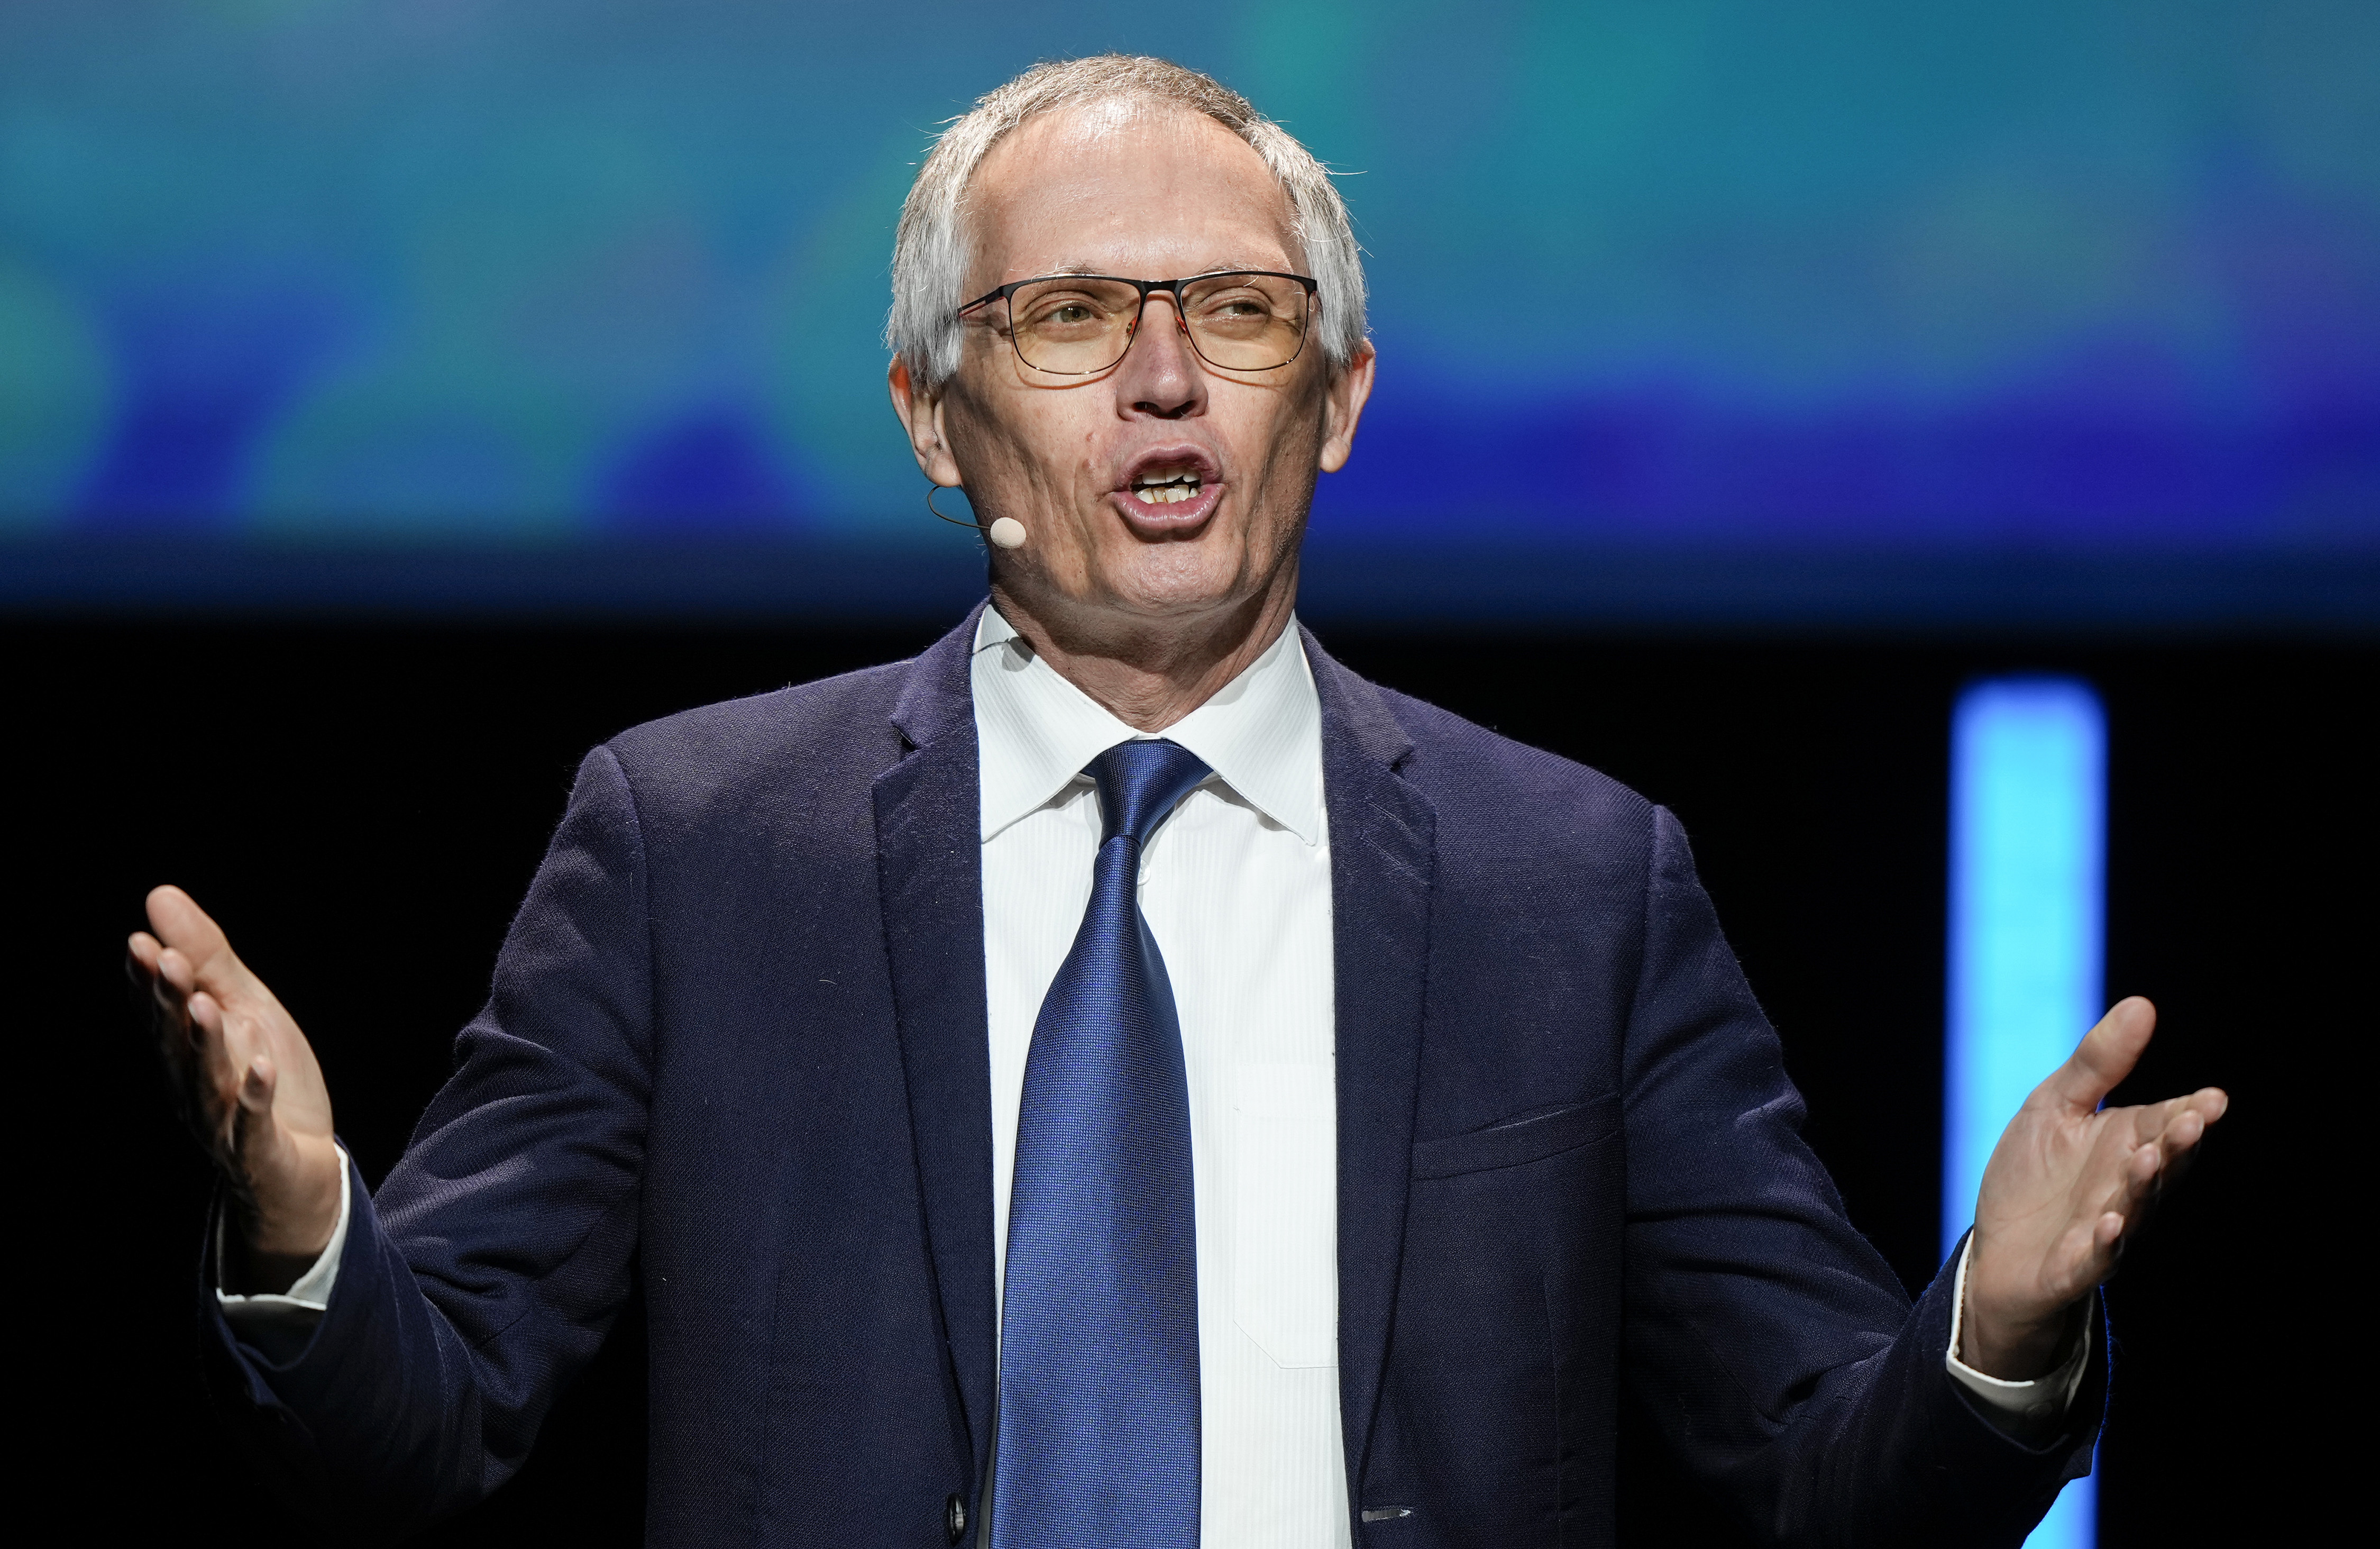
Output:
[1228, 395, 1326, 499]
[971, 406, 1085, 502]
[1000, 400, 1103, 491]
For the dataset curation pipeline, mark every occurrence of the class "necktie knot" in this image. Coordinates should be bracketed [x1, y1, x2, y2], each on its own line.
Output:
[1089, 740, 1212, 847]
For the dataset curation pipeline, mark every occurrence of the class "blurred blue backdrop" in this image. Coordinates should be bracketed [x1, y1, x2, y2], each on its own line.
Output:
[4, 0, 2375, 622]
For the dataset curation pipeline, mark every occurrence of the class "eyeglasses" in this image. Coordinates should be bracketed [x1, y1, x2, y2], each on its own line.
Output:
[956, 270, 1319, 376]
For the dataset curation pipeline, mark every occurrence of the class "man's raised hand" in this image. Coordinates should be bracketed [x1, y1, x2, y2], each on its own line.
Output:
[129, 885, 343, 1292]
[1962, 996, 2227, 1380]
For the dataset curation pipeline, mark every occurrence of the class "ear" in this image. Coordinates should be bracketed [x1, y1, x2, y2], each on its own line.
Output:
[887, 354, 964, 488]
[1316, 342, 1377, 474]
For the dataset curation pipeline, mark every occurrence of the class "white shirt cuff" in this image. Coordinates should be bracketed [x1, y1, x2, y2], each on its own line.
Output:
[216, 1144, 351, 1325]
[1945, 1235, 2092, 1437]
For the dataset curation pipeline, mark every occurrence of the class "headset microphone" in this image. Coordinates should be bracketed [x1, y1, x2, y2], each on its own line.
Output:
[926, 484, 1027, 550]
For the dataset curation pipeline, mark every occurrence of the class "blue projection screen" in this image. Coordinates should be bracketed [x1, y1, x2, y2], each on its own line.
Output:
[1944, 678, 2108, 1549]
[2, 2, 2375, 623]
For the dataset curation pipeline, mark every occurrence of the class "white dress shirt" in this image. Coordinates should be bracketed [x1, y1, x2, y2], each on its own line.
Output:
[973, 605, 1348, 1548]
[224, 605, 2086, 1537]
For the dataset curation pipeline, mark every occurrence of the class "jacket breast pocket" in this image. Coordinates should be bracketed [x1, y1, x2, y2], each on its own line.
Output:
[1408, 1092, 1621, 1181]
[1232, 1062, 1338, 1369]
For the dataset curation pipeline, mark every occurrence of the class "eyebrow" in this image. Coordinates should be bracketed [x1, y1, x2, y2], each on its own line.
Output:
[1036, 260, 1277, 278]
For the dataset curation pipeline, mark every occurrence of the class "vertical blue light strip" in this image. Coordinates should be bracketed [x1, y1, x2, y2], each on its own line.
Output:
[1945, 678, 2106, 1549]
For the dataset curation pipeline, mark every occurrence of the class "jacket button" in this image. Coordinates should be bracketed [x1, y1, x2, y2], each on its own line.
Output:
[945, 1492, 968, 1544]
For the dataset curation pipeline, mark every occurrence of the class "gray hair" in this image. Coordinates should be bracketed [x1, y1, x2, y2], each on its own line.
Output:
[885, 54, 1368, 386]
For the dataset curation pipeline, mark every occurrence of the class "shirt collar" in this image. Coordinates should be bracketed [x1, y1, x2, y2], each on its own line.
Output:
[971, 604, 1322, 846]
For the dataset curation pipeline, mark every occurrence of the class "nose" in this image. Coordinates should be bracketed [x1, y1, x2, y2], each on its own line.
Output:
[1113, 291, 1205, 422]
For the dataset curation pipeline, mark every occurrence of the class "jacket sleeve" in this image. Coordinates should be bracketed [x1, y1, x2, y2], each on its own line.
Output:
[1619, 805, 2101, 1548]
[199, 744, 654, 1537]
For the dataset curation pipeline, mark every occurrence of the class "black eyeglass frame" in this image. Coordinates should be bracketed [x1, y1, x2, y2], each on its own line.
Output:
[955, 269, 1321, 376]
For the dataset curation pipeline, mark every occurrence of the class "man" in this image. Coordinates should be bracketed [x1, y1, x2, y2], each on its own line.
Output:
[133, 56, 2225, 1548]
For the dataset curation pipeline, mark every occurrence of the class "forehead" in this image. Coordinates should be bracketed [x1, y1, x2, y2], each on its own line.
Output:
[967, 99, 1300, 285]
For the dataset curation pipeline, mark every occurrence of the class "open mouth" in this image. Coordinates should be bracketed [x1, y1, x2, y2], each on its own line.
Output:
[1127, 466, 1205, 504]
[1114, 449, 1223, 529]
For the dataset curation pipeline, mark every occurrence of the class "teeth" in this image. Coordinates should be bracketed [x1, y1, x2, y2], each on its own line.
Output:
[1131, 468, 1203, 504]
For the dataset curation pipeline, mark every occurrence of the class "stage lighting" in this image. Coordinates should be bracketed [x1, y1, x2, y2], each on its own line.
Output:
[1946, 677, 2107, 1549]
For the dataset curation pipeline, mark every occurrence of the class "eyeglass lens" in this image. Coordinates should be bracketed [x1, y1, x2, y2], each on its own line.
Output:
[1004, 274, 1311, 375]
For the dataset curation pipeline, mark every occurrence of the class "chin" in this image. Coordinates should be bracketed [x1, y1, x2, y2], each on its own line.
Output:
[1094, 542, 1264, 617]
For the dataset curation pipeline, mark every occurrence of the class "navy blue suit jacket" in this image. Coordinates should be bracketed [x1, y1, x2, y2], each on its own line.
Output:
[203, 607, 2101, 1546]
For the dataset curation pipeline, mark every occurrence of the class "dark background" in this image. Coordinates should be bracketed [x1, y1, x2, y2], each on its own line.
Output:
[15, 616, 2365, 1545]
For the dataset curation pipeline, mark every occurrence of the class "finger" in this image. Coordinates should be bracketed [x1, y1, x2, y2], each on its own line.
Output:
[2053, 1211, 2129, 1301]
[235, 1054, 282, 1176]
[2102, 1130, 2194, 1244]
[145, 886, 246, 991]
[2074, 1131, 2151, 1226]
[2112, 1091, 2193, 1149]
[2095, 1137, 2153, 1214]
[149, 948, 205, 1050]
[190, 989, 235, 1067]
[2058, 1210, 2127, 1295]
[126, 932, 176, 1011]
[190, 990, 242, 1092]
[189, 991, 248, 1155]
[2139, 1090, 2220, 1159]
[2045, 996, 2157, 1112]
[2144, 1097, 2221, 1192]
[129, 937, 205, 1091]
[155, 944, 198, 998]
[240, 1054, 278, 1115]
[148, 954, 194, 1041]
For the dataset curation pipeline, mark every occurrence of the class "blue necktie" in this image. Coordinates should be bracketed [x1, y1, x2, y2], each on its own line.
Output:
[992, 740, 1211, 1549]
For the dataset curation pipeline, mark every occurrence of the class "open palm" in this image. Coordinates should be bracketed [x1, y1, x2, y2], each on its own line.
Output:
[129, 885, 343, 1275]
[1963, 996, 2226, 1377]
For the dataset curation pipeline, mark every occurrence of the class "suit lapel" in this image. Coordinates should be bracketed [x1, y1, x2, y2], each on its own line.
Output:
[1305, 628, 1435, 1495]
[875, 605, 998, 1484]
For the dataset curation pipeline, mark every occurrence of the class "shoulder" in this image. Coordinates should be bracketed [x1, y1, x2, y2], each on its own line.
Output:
[596, 658, 914, 816]
[1370, 681, 1659, 845]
